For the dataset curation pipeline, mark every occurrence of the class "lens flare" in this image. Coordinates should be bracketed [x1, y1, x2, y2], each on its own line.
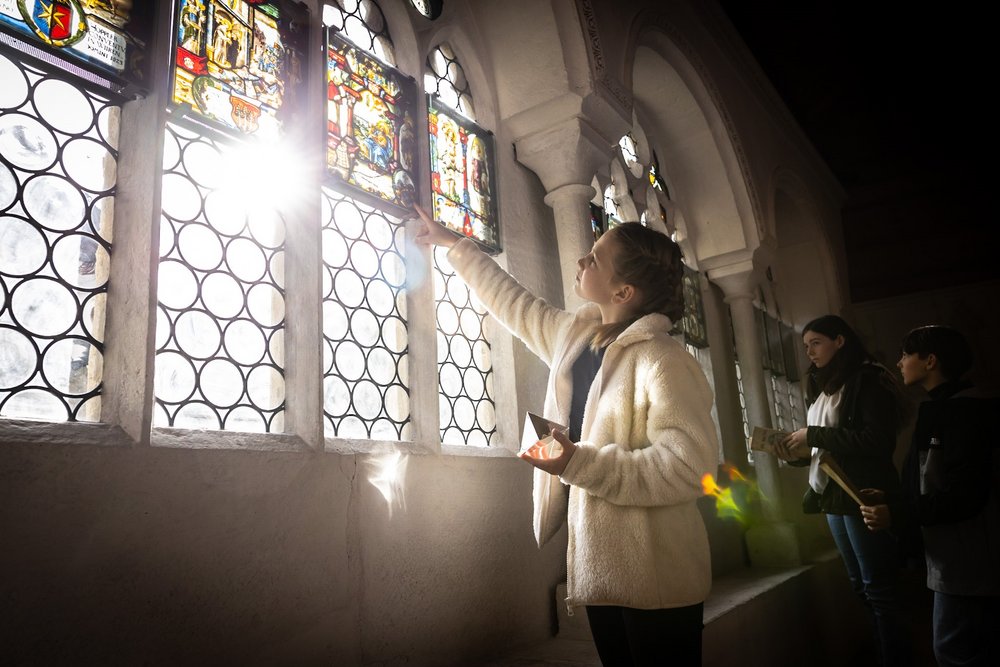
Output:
[368, 450, 408, 516]
[701, 463, 763, 524]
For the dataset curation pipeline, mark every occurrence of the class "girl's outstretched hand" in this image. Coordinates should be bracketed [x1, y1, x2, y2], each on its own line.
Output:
[412, 203, 457, 248]
[520, 428, 577, 476]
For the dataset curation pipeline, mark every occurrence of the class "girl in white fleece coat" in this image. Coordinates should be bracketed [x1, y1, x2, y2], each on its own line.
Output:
[414, 205, 718, 666]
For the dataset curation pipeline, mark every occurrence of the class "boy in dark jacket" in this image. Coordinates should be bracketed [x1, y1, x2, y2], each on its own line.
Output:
[861, 326, 999, 667]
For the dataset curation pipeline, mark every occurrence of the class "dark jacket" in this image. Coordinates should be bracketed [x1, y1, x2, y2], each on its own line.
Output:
[800, 364, 902, 516]
[898, 381, 1000, 595]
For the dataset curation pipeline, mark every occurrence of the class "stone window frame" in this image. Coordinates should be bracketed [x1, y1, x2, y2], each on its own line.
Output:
[2, 2, 523, 459]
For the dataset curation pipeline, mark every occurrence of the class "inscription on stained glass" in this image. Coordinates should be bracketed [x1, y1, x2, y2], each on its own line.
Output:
[325, 31, 418, 212]
[0, 0, 152, 90]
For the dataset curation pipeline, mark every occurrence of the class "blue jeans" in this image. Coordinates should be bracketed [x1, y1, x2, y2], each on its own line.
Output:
[933, 591, 999, 667]
[827, 513, 910, 667]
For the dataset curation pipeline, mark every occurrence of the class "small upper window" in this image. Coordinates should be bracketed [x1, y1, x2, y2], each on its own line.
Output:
[425, 44, 475, 120]
[618, 133, 642, 178]
[409, 0, 444, 20]
[323, 0, 394, 65]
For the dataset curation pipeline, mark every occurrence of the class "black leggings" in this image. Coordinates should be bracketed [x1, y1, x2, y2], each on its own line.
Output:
[585, 603, 704, 667]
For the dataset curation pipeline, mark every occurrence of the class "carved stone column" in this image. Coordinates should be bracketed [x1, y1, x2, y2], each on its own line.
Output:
[711, 263, 801, 567]
[514, 117, 612, 309]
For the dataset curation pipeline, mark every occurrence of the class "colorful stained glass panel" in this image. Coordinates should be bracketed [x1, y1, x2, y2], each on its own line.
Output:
[0, 0, 153, 91]
[172, 0, 306, 139]
[427, 96, 498, 251]
[326, 31, 417, 212]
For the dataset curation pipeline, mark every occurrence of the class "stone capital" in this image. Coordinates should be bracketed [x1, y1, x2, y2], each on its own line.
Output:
[707, 261, 758, 303]
[514, 116, 613, 193]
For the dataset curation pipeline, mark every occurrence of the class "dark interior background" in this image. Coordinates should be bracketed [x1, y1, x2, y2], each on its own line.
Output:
[718, 1, 996, 302]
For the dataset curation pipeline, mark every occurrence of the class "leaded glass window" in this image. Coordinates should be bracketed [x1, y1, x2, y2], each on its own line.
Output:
[425, 44, 498, 251]
[0, 1, 153, 95]
[618, 133, 642, 178]
[409, 0, 443, 20]
[603, 184, 621, 226]
[671, 266, 708, 348]
[426, 44, 473, 120]
[154, 122, 286, 432]
[323, 0, 394, 65]
[427, 97, 498, 250]
[590, 203, 607, 241]
[321, 187, 411, 440]
[325, 31, 418, 213]
[434, 246, 496, 447]
[648, 150, 669, 199]
[0, 49, 117, 422]
[172, 0, 307, 139]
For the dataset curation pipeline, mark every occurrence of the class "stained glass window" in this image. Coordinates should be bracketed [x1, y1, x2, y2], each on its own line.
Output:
[0, 0, 152, 95]
[0, 49, 118, 422]
[172, 0, 307, 139]
[648, 150, 669, 199]
[603, 184, 621, 227]
[670, 266, 707, 348]
[619, 132, 642, 178]
[589, 202, 607, 241]
[325, 31, 418, 213]
[154, 122, 286, 432]
[427, 97, 498, 250]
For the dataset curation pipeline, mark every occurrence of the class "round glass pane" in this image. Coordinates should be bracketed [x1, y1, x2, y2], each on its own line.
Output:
[10, 278, 77, 336]
[0, 53, 29, 109]
[177, 223, 224, 272]
[366, 346, 396, 385]
[350, 308, 380, 347]
[225, 405, 267, 433]
[439, 362, 462, 398]
[322, 227, 348, 267]
[61, 138, 116, 192]
[462, 367, 485, 400]
[41, 338, 102, 395]
[201, 271, 245, 319]
[334, 341, 366, 382]
[173, 401, 221, 430]
[154, 351, 197, 404]
[224, 319, 267, 365]
[247, 365, 284, 411]
[349, 240, 380, 278]
[1, 388, 66, 421]
[323, 300, 349, 340]
[0, 163, 18, 211]
[96, 105, 119, 150]
[0, 216, 47, 276]
[182, 140, 224, 189]
[352, 379, 382, 420]
[161, 173, 203, 222]
[246, 283, 284, 327]
[476, 399, 496, 431]
[34, 78, 93, 134]
[23, 174, 86, 231]
[51, 234, 109, 289]
[174, 309, 222, 359]
[81, 292, 107, 343]
[436, 301, 459, 335]
[323, 375, 351, 417]
[0, 327, 36, 389]
[333, 200, 364, 239]
[0, 113, 57, 170]
[381, 316, 407, 354]
[157, 260, 200, 311]
[333, 269, 365, 308]
[366, 280, 396, 317]
[199, 358, 245, 408]
[449, 335, 472, 368]
[204, 189, 247, 236]
[384, 383, 409, 422]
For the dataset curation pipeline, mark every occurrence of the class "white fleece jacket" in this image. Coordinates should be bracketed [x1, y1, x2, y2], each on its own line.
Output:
[447, 239, 718, 610]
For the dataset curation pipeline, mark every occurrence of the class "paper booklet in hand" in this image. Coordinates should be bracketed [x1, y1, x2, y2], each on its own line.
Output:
[520, 412, 566, 461]
[749, 426, 790, 455]
[818, 452, 865, 506]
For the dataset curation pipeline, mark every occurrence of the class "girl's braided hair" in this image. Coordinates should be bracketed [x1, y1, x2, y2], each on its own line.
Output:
[590, 222, 685, 350]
